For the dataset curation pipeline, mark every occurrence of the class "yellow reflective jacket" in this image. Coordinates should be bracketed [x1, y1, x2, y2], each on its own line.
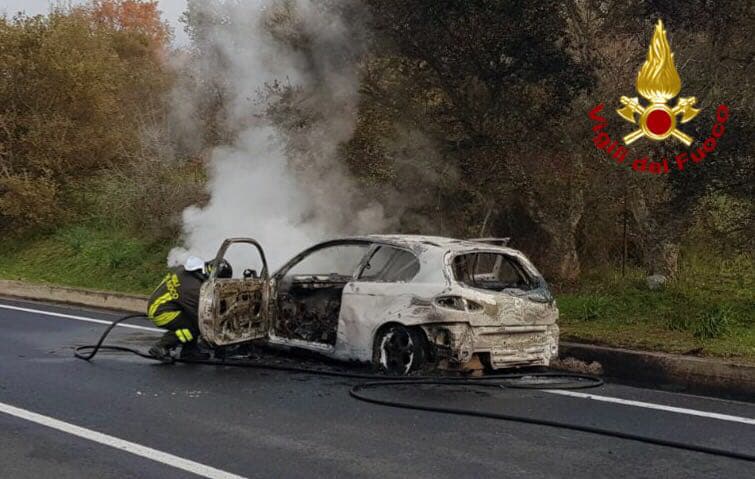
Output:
[147, 267, 205, 326]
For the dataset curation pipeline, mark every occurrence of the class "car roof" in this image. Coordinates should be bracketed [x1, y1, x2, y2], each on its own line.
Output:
[341, 234, 518, 255]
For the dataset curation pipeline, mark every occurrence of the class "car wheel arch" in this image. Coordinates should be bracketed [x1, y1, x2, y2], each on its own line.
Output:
[371, 322, 429, 374]
[370, 321, 423, 348]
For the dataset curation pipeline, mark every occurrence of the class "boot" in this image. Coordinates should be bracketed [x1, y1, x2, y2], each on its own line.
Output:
[149, 332, 179, 363]
[179, 341, 211, 361]
[148, 344, 174, 363]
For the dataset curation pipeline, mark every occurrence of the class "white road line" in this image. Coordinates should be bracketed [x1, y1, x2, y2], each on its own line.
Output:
[0, 401, 246, 479]
[0, 304, 161, 333]
[544, 389, 755, 425]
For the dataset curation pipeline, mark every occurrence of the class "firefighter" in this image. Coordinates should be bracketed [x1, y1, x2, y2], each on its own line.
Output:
[147, 256, 232, 362]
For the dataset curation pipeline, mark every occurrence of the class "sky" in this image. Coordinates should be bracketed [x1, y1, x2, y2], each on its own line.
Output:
[0, 0, 190, 44]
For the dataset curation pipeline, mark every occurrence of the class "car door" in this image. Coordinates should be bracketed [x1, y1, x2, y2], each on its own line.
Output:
[198, 238, 270, 346]
[334, 244, 427, 362]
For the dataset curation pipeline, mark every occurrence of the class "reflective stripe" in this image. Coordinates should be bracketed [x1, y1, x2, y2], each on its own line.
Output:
[148, 292, 173, 318]
[148, 273, 181, 318]
[175, 329, 193, 343]
[148, 293, 167, 317]
[150, 274, 170, 296]
[152, 311, 180, 327]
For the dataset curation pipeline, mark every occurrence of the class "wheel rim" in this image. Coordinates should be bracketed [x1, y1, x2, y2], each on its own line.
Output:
[379, 328, 414, 375]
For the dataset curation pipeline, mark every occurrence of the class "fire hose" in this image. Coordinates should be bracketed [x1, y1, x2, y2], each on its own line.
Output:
[74, 314, 754, 462]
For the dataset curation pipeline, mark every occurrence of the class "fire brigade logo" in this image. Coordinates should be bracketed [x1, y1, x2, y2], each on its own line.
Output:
[616, 20, 700, 146]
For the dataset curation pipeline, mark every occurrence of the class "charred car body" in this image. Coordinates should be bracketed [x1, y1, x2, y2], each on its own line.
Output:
[198, 235, 559, 375]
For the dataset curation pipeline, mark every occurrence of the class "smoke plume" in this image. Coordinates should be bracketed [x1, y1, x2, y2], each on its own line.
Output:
[168, 0, 393, 272]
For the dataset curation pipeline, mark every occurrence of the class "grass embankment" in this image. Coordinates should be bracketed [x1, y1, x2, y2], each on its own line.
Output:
[1, 225, 753, 362]
[558, 261, 755, 364]
[0, 225, 169, 295]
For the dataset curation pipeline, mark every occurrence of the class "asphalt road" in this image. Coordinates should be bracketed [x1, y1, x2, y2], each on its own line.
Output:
[1, 298, 753, 478]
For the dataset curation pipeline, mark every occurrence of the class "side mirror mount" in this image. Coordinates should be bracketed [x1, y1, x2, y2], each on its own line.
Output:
[243, 269, 258, 280]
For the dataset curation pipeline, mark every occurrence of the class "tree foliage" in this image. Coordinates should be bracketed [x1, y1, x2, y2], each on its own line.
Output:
[82, 0, 173, 47]
[0, 0, 751, 281]
[0, 2, 171, 231]
[354, 1, 595, 279]
[353, 0, 753, 280]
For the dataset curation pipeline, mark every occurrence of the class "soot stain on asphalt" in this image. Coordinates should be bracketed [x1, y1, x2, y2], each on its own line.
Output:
[118, 332, 160, 345]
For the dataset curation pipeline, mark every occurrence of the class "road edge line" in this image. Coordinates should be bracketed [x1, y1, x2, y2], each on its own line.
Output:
[544, 389, 755, 425]
[0, 400, 246, 479]
[0, 304, 161, 333]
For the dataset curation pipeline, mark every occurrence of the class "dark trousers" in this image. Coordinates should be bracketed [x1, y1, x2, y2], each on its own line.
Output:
[156, 312, 200, 350]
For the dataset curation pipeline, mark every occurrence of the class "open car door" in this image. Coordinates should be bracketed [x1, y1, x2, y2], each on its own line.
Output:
[198, 238, 270, 347]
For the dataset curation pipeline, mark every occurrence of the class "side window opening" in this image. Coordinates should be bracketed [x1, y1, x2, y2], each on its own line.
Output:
[452, 252, 532, 291]
[218, 243, 265, 279]
[275, 243, 370, 346]
[358, 246, 420, 283]
[285, 244, 370, 279]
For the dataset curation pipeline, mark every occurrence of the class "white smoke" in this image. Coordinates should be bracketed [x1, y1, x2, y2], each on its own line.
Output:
[168, 0, 393, 273]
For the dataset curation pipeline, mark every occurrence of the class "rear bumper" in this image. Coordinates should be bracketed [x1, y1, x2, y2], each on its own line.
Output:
[478, 324, 559, 368]
[421, 323, 559, 369]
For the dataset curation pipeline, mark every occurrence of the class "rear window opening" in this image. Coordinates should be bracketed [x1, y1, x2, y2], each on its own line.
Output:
[452, 252, 532, 291]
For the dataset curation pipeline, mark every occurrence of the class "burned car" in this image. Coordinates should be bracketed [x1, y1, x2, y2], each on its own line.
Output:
[197, 235, 559, 375]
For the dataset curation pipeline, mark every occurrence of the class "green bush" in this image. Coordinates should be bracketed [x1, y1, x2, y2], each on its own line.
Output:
[0, 175, 61, 231]
[57, 226, 92, 253]
[577, 295, 611, 322]
[86, 158, 207, 241]
[693, 305, 734, 340]
[104, 238, 146, 269]
[665, 314, 690, 333]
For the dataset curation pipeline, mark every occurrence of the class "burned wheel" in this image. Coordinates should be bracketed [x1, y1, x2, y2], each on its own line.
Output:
[373, 325, 425, 375]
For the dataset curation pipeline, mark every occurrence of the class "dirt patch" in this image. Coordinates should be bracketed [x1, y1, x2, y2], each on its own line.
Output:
[551, 356, 604, 376]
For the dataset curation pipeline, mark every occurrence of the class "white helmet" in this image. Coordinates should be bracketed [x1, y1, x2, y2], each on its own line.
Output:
[184, 256, 205, 272]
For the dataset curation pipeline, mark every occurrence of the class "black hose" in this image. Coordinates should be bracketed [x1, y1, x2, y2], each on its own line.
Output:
[74, 314, 754, 463]
[350, 381, 755, 462]
[73, 315, 602, 384]
[74, 314, 154, 360]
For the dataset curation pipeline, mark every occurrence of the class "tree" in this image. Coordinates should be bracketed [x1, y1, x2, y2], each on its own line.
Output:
[0, 4, 172, 232]
[360, 0, 594, 280]
[563, 0, 754, 277]
[81, 0, 172, 47]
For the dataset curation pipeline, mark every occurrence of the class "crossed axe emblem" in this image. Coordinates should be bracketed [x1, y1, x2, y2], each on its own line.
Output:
[617, 96, 700, 146]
